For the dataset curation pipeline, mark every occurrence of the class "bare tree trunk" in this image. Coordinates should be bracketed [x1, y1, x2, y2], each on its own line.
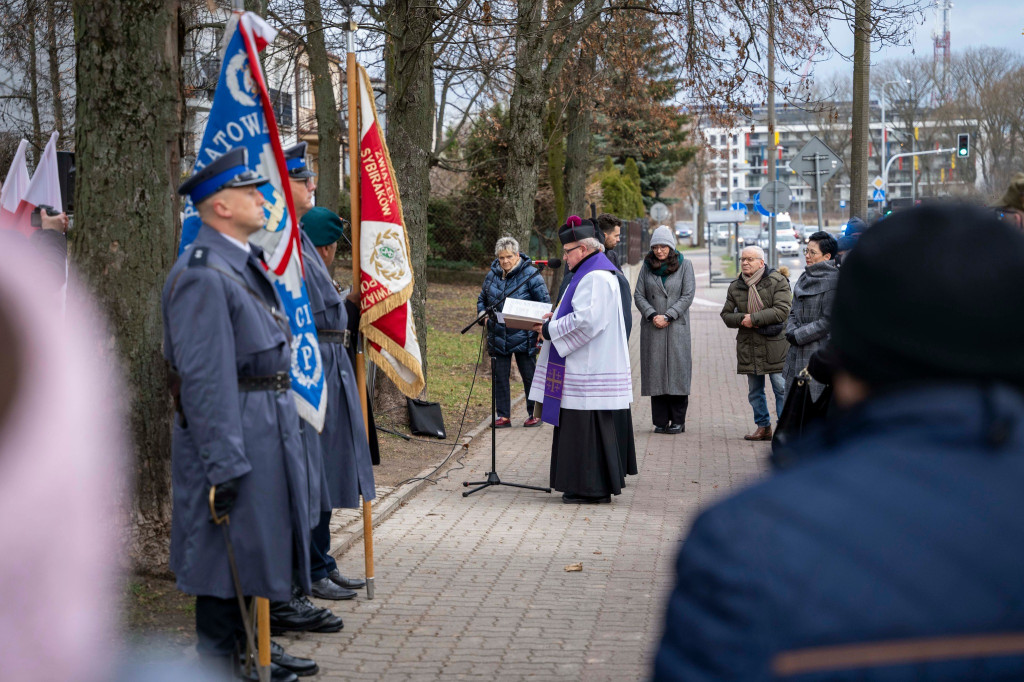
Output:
[71, 0, 181, 575]
[499, 0, 547, 248]
[45, 0, 64, 138]
[27, 1, 42, 158]
[849, 0, 871, 220]
[383, 0, 434, 385]
[303, 0, 341, 213]
[564, 48, 595, 219]
[545, 101, 566, 223]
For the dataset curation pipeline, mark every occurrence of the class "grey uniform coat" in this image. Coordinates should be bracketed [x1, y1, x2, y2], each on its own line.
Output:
[783, 260, 839, 399]
[162, 225, 313, 602]
[300, 230, 376, 509]
[634, 255, 696, 396]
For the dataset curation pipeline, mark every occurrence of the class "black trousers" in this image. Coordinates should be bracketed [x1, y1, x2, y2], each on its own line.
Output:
[310, 509, 338, 582]
[196, 595, 246, 658]
[492, 352, 537, 419]
[651, 394, 689, 428]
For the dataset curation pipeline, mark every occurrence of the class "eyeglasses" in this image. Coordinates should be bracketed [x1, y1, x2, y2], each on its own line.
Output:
[740, 257, 762, 263]
[803, 249, 821, 256]
[564, 245, 585, 255]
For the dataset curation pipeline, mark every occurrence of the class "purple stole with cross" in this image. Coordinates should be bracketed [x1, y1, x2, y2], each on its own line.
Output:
[540, 251, 618, 427]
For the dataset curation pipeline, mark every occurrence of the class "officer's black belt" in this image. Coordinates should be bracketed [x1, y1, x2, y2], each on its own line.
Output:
[318, 329, 352, 348]
[238, 373, 291, 392]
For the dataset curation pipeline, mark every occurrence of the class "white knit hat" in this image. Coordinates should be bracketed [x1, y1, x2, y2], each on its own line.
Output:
[650, 225, 676, 249]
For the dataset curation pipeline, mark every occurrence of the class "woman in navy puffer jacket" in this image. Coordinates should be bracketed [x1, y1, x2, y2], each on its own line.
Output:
[477, 236, 551, 428]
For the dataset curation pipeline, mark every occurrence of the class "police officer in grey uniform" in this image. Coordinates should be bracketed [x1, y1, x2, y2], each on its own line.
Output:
[297, 206, 377, 598]
[164, 147, 319, 680]
[281, 143, 375, 602]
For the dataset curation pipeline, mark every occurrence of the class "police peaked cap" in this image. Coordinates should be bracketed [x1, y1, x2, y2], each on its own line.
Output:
[283, 141, 316, 179]
[177, 147, 268, 204]
[301, 206, 347, 247]
[558, 215, 597, 245]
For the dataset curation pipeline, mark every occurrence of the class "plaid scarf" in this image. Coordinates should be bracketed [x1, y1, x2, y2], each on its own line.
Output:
[742, 266, 766, 314]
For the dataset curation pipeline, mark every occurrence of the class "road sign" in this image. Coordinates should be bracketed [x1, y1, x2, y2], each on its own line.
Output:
[758, 181, 791, 214]
[788, 137, 843, 185]
[840, 200, 847, 208]
[872, 176, 884, 190]
[650, 202, 670, 222]
[872, 188, 886, 202]
[729, 202, 748, 213]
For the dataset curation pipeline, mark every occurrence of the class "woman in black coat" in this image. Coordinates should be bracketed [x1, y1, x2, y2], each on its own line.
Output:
[477, 236, 551, 428]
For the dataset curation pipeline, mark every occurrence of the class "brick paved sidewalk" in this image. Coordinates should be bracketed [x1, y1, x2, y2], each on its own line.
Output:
[282, 267, 777, 680]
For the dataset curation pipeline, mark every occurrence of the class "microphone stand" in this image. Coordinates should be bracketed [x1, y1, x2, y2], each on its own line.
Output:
[461, 263, 553, 497]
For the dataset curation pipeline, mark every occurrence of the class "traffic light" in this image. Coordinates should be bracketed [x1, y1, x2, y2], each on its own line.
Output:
[957, 133, 970, 158]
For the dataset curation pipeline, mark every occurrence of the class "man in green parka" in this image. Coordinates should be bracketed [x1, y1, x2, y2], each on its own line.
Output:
[721, 245, 792, 441]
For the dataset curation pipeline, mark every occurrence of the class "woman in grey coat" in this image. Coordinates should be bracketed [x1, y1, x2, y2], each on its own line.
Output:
[783, 230, 840, 399]
[634, 225, 696, 434]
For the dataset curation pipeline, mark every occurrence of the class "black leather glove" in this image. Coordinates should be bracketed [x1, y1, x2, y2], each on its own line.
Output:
[785, 331, 797, 345]
[211, 477, 241, 519]
[477, 314, 486, 326]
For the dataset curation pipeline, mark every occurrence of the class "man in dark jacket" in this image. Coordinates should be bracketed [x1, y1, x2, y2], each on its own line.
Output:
[655, 204, 1024, 681]
[721, 245, 791, 441]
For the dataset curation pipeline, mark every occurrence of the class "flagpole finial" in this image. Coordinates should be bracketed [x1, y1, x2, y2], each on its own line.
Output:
[231, 0, 243, 10]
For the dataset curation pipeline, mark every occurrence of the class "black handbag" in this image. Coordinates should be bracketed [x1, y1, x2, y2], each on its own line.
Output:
[772, 368, 831, 455]
[407, 398, 446, 439]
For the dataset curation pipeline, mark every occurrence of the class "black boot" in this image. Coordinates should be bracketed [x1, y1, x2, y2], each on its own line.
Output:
[271, 640, 319, 677]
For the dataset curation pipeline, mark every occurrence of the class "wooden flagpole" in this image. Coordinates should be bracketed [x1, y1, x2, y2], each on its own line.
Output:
[347, 18, 375, 600]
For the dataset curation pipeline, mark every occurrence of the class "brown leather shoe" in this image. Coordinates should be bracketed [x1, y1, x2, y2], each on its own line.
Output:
[744, 426, 772, 441]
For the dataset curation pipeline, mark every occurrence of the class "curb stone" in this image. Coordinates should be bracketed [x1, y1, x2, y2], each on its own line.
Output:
[327, 391, 528, 561]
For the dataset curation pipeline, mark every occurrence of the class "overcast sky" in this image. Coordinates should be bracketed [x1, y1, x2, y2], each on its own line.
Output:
[815, 1, 1023, 79]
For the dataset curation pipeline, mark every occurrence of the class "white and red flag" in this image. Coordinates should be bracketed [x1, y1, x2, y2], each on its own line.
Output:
[356, 64, 425, 397]
[1, 133, 62, 236]
[0, 139, 30, 233]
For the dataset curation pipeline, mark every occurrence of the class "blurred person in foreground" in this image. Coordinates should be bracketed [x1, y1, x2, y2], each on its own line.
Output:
[0, 229, 125, 680]
[531, 217, 632, 503]
[721, 245, 791, 441]
[782, 231, 839, 399]
[164, 148, 316, 680]
[477, 235, 550, 428]
[654, 203, 1024, 680]
[634, 225, 696, 434]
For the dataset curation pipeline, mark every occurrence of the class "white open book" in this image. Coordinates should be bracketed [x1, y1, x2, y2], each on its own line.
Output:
[496, 297, 553, 331]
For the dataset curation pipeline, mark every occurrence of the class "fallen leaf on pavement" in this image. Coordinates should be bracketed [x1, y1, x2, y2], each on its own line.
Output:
[593, 550, 602, 555]
[564, 562, 583, 572]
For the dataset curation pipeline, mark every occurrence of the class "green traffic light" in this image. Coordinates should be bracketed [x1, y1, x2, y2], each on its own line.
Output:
[958, 149, 968, 157]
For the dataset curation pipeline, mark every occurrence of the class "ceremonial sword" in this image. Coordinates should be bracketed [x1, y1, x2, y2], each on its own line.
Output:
[209, 486, 270, 682]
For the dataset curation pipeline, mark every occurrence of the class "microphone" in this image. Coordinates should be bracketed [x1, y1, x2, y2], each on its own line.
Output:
[533, 257, 562, 269]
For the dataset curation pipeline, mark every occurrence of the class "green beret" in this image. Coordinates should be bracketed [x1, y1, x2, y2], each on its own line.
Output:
[301, 206, 346, 247]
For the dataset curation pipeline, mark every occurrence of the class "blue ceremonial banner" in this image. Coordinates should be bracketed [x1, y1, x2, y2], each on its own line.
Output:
[179, 11, 326, 431]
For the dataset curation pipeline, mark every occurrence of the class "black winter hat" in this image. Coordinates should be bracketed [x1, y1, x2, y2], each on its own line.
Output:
[831, 203, 1024, 388]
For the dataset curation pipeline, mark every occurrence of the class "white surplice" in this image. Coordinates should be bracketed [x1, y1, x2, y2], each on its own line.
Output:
[529, 268, 633, 411]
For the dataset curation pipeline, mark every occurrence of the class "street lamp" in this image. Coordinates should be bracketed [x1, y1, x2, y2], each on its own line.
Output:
[880, 79, 911, 198]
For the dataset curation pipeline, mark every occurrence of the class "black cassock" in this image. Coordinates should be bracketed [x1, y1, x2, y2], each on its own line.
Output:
[550, 408, 625, 498]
